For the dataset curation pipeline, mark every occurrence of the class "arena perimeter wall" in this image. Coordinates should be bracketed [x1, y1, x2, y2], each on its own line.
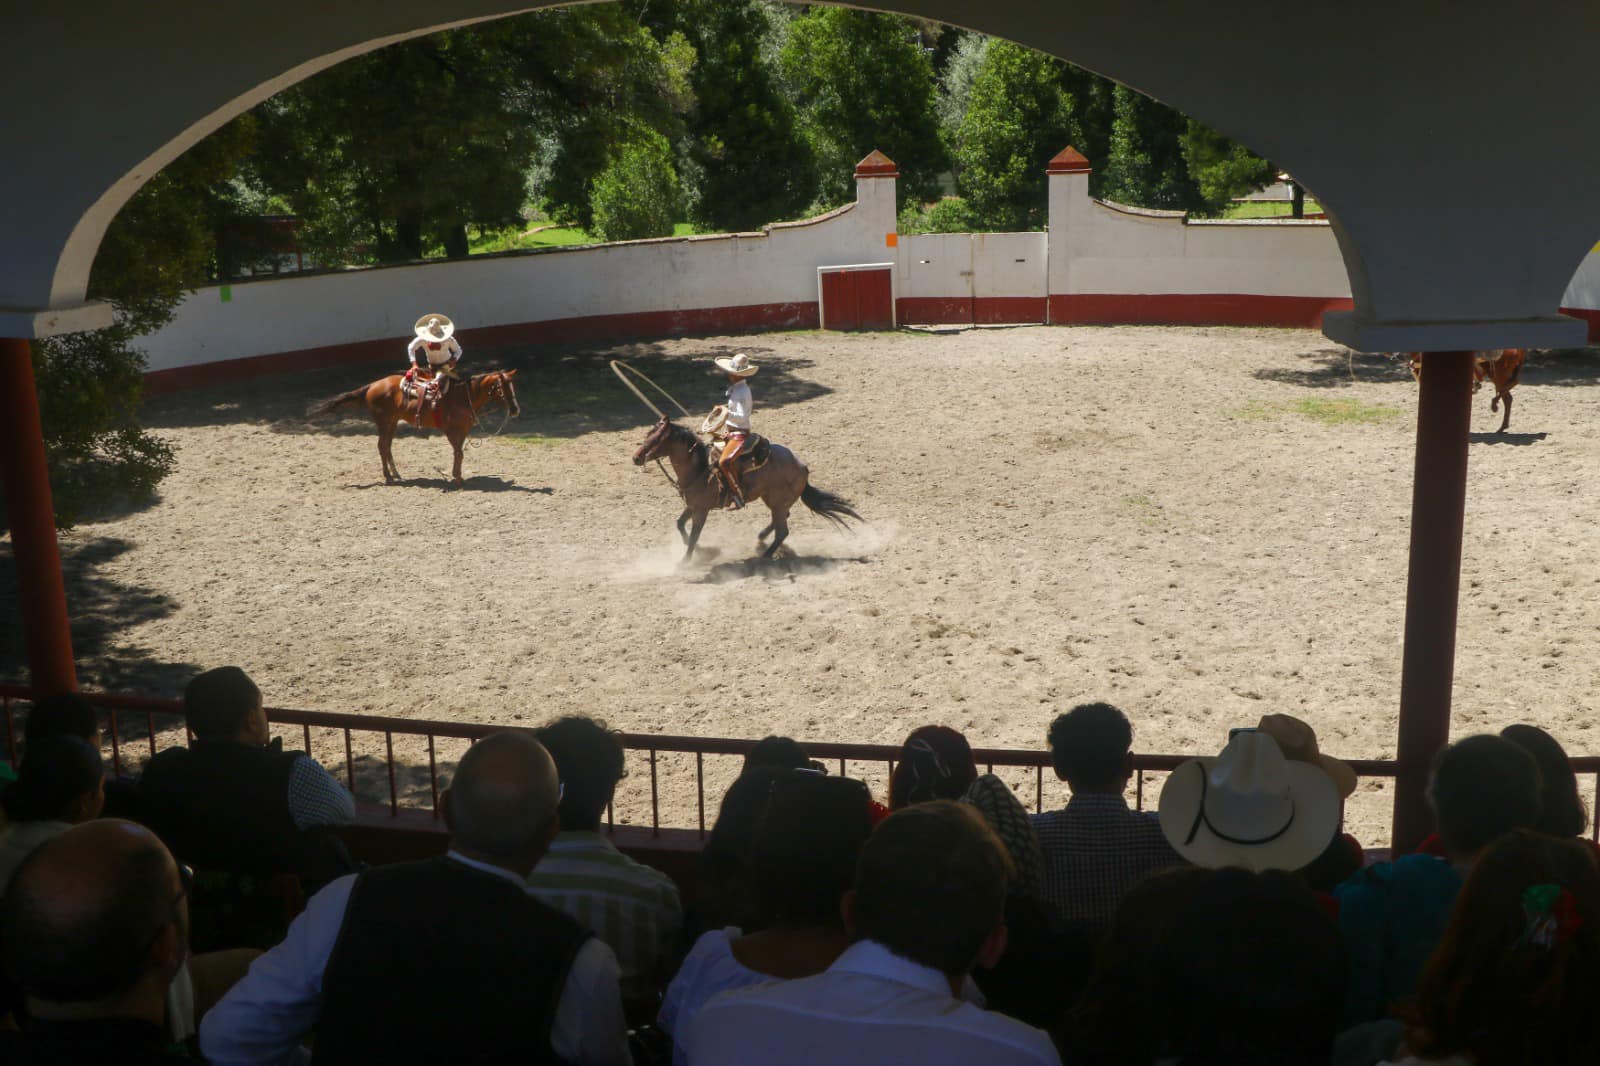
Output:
[139, 157, 1600, 391]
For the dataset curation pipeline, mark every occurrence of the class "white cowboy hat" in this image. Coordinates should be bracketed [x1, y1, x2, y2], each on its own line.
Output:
[1157, 730, 1339, 872]
[713, 353, 758, 377]
[414, 313, 455, 342]
[1254, 713, 1358, 800]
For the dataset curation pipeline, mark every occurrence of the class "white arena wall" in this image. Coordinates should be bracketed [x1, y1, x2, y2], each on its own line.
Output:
[139, 151, 1600, 390]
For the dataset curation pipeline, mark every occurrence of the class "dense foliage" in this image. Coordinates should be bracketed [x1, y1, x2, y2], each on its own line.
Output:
[589, 130, 684, 242]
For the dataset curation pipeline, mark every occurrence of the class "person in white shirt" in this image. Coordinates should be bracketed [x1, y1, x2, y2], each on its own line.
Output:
[705, 353, 757, 510]
[199, 732, 630, 1066]
[683, 800, 1060, 1066]
[405, 312, 463, 425]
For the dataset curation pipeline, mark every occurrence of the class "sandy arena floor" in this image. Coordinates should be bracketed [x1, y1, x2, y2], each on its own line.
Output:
[5, 326, 1600, 843]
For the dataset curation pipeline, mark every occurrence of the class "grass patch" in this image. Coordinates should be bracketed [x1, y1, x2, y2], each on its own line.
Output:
[1219, 199, 1324, 220]
[470, 221, 704, 254]
[1228, 398, 1401, 425]
[1120, 494, 1164, 527]
[501, 433, 564, 448]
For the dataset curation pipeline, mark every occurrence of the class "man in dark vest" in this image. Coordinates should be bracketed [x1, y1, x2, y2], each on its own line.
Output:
[199, 731, 630, 1065]
[139, 667, 355, 886]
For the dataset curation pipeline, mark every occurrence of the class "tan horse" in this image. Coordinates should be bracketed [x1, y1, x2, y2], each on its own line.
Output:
[308, 370, 519, 485]
[632, 417, 862, 562]
[1407, 349, 1527, 433]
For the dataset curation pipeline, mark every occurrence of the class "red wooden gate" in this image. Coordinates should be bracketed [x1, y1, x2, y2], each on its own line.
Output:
[818, 263, 895, 330]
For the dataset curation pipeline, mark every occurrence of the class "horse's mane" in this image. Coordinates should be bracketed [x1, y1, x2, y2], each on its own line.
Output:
[666, 420, 710, 469]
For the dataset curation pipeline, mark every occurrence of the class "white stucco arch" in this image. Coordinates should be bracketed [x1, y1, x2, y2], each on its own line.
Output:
[8, 1, 1600, 350]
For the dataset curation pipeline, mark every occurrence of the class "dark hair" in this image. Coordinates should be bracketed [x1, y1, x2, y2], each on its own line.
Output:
[744, 736, 820, 775]
[183, 666, 261, 740]
[446, 732, 560, 858]
[24, 693, 100, 751]
[2, 735, 103, 823]
[1501, 725, 1587, 838]
[699, 766, 786, 930]
[1048, 703, 1132, 788]
[533, 716, 625, 832]
[2, 838, 172, 1002]
[852, 800, 1012, 976]
[1405, 830, 1600, 1064]
[889, 726, 977, 809]
[1429, 734, 1542, 857]
[1154, 868, 1345, 1066]
[747, 773, 872, 929]
[1069, 866, 1214, 1066]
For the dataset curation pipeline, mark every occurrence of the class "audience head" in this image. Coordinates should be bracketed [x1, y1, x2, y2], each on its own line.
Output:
[747, 771, 873, 930]
[1154, 867, 1345, 1066]
[1406, 830, 1600, 1064]
[961, 774, 1044, 897]
[1048, 702, 1133, 792]
[24, 693, 102, 753]
[533, 715, 624, 833]
[1, 735, 104, 825]
[2, 820, 189, 1017]
[184, 666, 267, 744]
[1254, 712, 1357, 800]
[1428, 734, 1542, 860]
[1501, 724, 1587, 838]
[441, 731, 561, 872]
[846, 800, 1013, 978]
[889, 726, 977, 809]
[744, 735, 824, 775]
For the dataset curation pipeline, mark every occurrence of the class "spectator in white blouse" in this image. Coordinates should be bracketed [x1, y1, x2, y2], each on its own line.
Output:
[200, 731, 630, 1066]
[660, 771, 873, 1064]
[684, 800, 1060, 1066]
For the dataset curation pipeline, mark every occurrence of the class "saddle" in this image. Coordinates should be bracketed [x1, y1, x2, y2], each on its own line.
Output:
[715, 433, 771, 472]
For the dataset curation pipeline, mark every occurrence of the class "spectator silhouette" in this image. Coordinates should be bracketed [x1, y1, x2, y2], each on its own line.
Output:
[889, 726, 977, 809]
[0, 736, 104, 895]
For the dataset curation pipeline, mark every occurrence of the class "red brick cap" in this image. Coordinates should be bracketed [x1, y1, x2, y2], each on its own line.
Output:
[1047, 146, 1093, 174]
[854, 150, 900, 178]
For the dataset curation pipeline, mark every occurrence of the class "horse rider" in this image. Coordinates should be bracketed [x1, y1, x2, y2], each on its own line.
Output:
[706, 353, 758, 509]
[404, 313, 462, 425]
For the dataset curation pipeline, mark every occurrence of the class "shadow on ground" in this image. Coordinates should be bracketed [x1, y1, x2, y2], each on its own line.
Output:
[1470, 431, 1548, 446]
[345, 475, 554, 494]
[696, 551, 874, 585]
[1254, 346, 1600, 389]
[141, 337, 835, 443]
[0, 536, 198, 697]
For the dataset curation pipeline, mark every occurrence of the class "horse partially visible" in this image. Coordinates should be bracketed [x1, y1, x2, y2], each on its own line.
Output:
[632, 417, 862, 562]
[1407, 349, 1527, 433]
[308, 369, 520, 485]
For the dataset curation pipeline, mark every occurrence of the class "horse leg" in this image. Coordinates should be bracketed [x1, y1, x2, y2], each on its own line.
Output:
[449, 431, 465, 486]
[379, 422, 399, 483]
[676, 507, 693, 546]
[761, 506, 791, 559]
[682, 510, 709, 564]
[756, 520, 776, 543]
[1497, 390, 1513, 433]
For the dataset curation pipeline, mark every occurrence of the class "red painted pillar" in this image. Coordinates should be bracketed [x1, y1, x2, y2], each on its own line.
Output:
[0, 336, 77, 696]
[1392, 350, 1474, 852]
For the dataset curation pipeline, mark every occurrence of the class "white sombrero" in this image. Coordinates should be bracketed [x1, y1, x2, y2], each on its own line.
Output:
[713, 353, 758, 377]
[1157, 730, 1339, 873]
[414, 313, 455, 343]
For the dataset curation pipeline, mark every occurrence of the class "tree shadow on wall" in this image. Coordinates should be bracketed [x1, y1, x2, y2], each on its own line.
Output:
[1253, 346, 1600, 390]
[141, 338, 834, 443]
[0, 536, 198, 697]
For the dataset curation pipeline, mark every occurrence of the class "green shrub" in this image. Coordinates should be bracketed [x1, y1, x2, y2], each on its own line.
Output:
[588, 131, 683, 242]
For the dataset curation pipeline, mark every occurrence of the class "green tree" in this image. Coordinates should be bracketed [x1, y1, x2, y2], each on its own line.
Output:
[1180, 120, 1276, 214]
[1099, 85, 1205, 211]
[29, 125, 251, 527]
[950, 42, 1081, 231]
[634, 0, 816, 233]
[589, 130, 684, 241]
[780, 8, 947, 208]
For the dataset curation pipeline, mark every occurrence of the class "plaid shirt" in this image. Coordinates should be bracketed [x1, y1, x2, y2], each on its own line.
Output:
[1031, 793, 1183, 929]
[527, 832, 683, 1002]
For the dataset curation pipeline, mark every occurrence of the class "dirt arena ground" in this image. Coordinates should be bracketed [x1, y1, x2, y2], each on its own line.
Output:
[5, 326, 1600, 843]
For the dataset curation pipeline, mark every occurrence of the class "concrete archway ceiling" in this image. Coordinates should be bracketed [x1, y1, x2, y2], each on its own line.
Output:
[8, 1, 1598, 350]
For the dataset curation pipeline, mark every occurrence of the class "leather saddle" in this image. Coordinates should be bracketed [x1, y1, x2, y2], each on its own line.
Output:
[714, 433, 771, 472]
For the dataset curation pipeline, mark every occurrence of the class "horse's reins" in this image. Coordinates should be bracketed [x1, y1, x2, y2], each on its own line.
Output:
[611, 360, 694, 496]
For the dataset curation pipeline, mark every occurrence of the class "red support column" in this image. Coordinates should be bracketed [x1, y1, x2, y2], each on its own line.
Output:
[1392, 350, 1474, 852]
[0, 336, 77, 696]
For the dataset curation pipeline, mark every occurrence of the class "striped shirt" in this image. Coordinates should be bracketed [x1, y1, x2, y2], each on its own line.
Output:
[527, 832, 683, 1001]
[1031, 793, 1184, 930]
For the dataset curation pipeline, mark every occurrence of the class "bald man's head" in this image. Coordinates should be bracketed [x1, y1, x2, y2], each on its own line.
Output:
[2, 820, 186, 1005]
[443, 731, 562, 864]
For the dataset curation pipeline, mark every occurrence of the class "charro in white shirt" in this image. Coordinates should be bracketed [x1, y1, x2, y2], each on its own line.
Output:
[682, 938, 1060, 1066]
[407, 334, 462, 372]
[723, 379, 752, 432]
[199, 851, 630, 1066]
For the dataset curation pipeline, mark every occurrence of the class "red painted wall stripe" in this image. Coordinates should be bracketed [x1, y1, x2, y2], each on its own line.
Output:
[1558, 306, 1600, 342]
[1049, 293, 1354, 328]
[897, 297, 972, 325]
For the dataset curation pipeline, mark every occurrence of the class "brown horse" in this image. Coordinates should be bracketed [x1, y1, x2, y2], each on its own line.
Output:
[632, 417, 862, 562]
[1407, 349, 1527, 433]
[308, 370, 520, 485]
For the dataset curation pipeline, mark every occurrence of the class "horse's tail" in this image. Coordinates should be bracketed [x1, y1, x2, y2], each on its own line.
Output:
[306, 385, 369, 421]
[801, 484, 864, 530]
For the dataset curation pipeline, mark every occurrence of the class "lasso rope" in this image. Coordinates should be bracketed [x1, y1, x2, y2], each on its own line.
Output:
[611, 359, 694, 497]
